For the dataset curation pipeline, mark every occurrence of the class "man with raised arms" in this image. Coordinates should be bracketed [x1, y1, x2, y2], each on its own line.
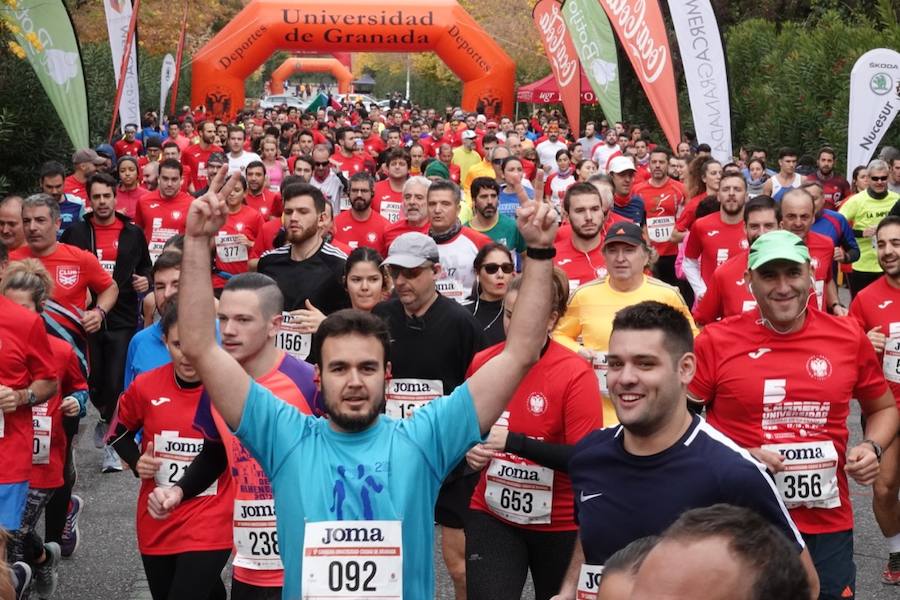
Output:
[176, 166, 559, 599]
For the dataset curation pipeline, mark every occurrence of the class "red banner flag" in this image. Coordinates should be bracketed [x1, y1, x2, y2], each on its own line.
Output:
[532, 0, 581, 138]
[598, 0, 681, 150]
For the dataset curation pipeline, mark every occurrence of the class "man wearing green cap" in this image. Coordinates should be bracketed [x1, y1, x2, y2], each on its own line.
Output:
[690, 229, 899, 600]
[424, 159, 450, 181]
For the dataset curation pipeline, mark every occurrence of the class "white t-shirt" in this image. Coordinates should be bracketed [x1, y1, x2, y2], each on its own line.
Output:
[227, 151, 262, 175]
[592, 144, 621, 173]
[535, 139, 569, 173]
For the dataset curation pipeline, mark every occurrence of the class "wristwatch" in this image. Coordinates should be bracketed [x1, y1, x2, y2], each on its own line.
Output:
[22, 388, 36, 406]
[862, 438, 883, 463]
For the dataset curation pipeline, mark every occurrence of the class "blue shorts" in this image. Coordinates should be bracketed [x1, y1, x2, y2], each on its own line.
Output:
[803, 529, 855, 600]
[0, 481, 29, 531]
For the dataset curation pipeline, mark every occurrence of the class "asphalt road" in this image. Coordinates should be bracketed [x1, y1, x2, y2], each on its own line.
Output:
[44, 402, 897, 600]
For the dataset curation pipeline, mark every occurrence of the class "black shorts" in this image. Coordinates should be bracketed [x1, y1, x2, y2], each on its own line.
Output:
[803, 529, 855, 599]
[435, 471, 479, 529]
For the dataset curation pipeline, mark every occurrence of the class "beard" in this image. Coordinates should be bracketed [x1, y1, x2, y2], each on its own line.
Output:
[286, 224, 317, 245]
[325, 394, 385, 432]
[352, 198, 372, 212]
[477, 205, 496, 219]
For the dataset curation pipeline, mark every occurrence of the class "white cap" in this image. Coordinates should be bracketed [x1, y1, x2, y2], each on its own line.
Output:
[462, 130, 477, 140]
[608, 155, 636, 174]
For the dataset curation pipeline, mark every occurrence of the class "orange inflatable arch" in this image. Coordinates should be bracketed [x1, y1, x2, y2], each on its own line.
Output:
[191, 0, 515, 120]
[270, 57, 353, 95]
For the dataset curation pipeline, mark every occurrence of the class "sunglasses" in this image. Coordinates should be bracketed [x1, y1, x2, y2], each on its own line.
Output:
[314, 161, 330, 167]
[482, 262, 514, 274]
[389, 265, 431, 280]
[491, 158, 505, 165]
[870, 176, 888, 182]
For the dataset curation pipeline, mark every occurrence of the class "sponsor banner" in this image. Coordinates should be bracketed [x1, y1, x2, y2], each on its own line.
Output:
[847, 48, 900, 180]
[533, 0, 582, 136]
[6, 0, 89, 148]
[667, 0, 732, 162]
[598, 0, 681, 149]
[561, 0, 621, 124]
[103, 0, 141, 132]
[159, 53, 176, 117]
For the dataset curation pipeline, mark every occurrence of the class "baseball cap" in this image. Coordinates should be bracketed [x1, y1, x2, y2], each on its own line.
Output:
[608, 155, 636, 174]
[486, 121, 498, 128]
[747, 230, 810, 270]
[452, 110, 464, 120]
[462, 130, 477, 140]
[72, 148, 106, 166]
[602, 222, 644, 248]
[382, 232, 440, 268]
[424, 160, 450, 179]
[476, 114, 487, 123]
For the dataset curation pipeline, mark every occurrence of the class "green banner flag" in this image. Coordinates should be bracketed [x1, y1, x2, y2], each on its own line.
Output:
[562, 0, 622, 124]
[305, 93, 329, 114]
[3, 0, 89, 149]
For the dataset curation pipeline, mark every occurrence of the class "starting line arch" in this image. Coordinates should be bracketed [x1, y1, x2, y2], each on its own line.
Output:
[192, 0, 515, 120]
[270, 57, 354, 95]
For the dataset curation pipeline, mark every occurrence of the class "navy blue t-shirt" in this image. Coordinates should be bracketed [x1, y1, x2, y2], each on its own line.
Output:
[569, 414, 804, 565]
[611, 194, 647, 227]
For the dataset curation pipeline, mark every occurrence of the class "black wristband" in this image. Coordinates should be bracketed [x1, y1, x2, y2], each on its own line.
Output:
[526, 246, 556, 260]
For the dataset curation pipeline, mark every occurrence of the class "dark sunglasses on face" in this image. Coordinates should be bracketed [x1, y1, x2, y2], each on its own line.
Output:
[870, 176, 888, 182]
[482, 262, 514, 274]
[389, 265, 430, 280]
[491, 158, 505, 165]
[314, 161, 330, 167]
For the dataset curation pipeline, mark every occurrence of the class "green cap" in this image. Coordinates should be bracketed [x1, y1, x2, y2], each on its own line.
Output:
[747, 230, 810, 270]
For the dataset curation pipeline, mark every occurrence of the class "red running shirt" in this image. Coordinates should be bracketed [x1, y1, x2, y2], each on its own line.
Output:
[553, 235, 607, 291]
[689, 309, 887, 534]
[468, 341, 603, 531]
[383, 219, 430, 251]
[372, 180, 404, 224]
[212, 205, 265, 288]
[31, 337, 87, 489]
[333, 210, 390, 256]
[0, 297, 56, 484]
[194, 353, 314, 587]
[684, 213, 748, 289]
[94, 219, 124, 276]
[633, 178, 686, 256]
[117, 363, 234, 554]
[134, 191, 194, 257]
[10, 244, 114, 318]
[245, 190, 283, 221]
[850, 275, 900, 404]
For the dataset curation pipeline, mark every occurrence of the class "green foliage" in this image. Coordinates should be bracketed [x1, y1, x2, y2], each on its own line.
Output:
[725, 9, 900, 169]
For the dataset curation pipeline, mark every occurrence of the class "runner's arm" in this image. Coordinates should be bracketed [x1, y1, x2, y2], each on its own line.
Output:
[174, 440, 227, 499]
[108, 424, 141, 476]
[468, 201, 558, 433]
[179, 166, 249, 430]
[682, 257, 706, 299]
[504, 432, 573, 472]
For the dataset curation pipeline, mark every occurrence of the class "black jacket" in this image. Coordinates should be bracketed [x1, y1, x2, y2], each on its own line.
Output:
[61, 212, 152, 331]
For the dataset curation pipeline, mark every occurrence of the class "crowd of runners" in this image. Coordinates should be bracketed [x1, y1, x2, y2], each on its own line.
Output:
[1, 94, 900, 600]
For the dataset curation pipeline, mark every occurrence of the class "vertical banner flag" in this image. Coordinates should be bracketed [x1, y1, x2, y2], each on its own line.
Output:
[667, 0, 732, 162]
[104, 0, 141, 131]
[160, 54, 177, 117]
[4, 0, 89, 148]
[847, 48, 900, 180]
[598, 0, 681, 150]
[533, 0, 582, 137]
[562, 0, 622, 124]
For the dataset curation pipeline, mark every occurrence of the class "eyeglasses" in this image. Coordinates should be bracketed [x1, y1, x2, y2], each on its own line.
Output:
[350, 188, 372, 195]
[314, 161, 330, 167]
[482, 262, 514, 274]
[491, 158, 505, 165]
[870, 176, 888, 182]
[389, 265, 430, 280]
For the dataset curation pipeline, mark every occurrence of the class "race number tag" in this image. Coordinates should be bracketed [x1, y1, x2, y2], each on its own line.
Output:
[576, 564, 604, 600]
[646, 216, 675, 243]
[302, 520, 402, 599]
[216, 234, 248, 263]
[274, 313, 311, 361]
[884, 323, 900, 384]
[436, 278, 466, 303]
[715, 248, 729, 266]
[32, 405, 51, 465]
[379, 202, 402, 224]
[385, 379, 442, 420]
[484, 455, 554, 525]
[149, 225, 178, 263]
[233, 499, 283, 571]
[100, 260, 116, 275]
[761, 440, 840, 510]
[153, 432, 217, 496]
[592, 352, 608, 395]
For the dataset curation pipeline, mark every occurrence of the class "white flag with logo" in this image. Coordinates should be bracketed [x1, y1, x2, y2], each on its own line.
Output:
[160, 54, 176, 116]
[847, 48, 900, 180]
[667, 0, 732, 162]
[103, 0, 140, 132]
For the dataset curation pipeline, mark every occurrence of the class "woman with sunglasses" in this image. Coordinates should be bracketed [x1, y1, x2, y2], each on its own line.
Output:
[464, 268, 603, 600]
[465, 243, 516, 345]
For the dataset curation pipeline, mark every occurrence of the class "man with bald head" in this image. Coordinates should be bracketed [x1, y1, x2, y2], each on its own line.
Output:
[0, 195, 24, 250]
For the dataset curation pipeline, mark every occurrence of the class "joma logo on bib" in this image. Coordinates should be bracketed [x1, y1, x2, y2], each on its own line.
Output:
[164, 439, 203, 453]
[497, 465, 540, 481]
[321, 526, 385, 544]
[775, 446, 826, 461]
[391, 381, 432, 393]
[239, 503, 276, 519]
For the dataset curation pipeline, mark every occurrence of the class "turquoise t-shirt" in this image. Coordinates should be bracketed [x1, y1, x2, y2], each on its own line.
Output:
[498, 185, 534, 220]
[234, 380, 482, 600]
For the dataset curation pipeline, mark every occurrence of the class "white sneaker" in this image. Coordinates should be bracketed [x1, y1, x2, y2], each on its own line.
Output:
[101, 445, 123, 473]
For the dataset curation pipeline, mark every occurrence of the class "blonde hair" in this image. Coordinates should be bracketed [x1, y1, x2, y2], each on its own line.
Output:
[0, 258, 54, 311]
